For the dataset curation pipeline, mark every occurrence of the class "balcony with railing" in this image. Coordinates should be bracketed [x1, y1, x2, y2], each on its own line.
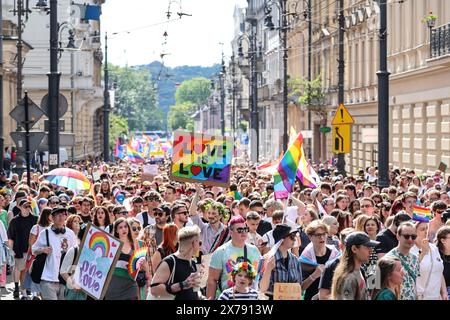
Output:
[429, 23, 450, 66]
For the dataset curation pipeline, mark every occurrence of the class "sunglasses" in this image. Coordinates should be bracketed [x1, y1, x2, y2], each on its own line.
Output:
[401, 234, 417, 240]
[235, 227, 249, 234]
[155, 211, 165, 217]
[51, 201, 60, 205]
[23, 205, 31, 209]
[132, 226, 142, 232]
[176, 211, 188, 216]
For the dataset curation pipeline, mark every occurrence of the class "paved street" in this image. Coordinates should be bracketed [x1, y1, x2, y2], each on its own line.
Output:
[1, 274, 16, 301]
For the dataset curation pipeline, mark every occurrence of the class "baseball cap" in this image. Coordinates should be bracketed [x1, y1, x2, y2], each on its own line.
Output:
[273, 223, 298, 243]
[18, 199, 31, 207]
[345, 231, 380, 248]
[155, 203, 171, 216]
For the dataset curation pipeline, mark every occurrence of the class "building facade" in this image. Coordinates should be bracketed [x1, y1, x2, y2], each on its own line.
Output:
[287, 0, 450, 175]
[3, 0, 105, 162]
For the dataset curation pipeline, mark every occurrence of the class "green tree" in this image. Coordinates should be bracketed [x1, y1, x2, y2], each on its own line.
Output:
[167, 103, 195, 131]
[289, 74, 326, 111]
[175, 77, 211, 107]
[109, 113, 129, 149]
[109, 64, 160, 131]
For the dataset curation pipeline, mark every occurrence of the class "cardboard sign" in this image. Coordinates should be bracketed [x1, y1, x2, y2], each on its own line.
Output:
[74, 223, 123, 300]
[170, 131, 233, 187]
[273, 283, 302, 300]
[438, 161, 447, 173]
[144, 164, 159, 175]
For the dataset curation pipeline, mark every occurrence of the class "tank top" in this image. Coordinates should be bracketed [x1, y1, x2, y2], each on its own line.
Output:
[114, 250, 133, 279]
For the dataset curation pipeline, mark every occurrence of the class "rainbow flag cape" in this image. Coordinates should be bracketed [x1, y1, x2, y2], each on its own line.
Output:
[273, 133, 304, 199]
[126, 143, 145, 164]
[413, 205, 431, 223]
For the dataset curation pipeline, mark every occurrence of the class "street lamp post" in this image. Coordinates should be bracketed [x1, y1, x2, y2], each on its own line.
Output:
[377, 0, 390, 188]
[34, 0, 61, 170]
[103, 33, 110, 162]
[238, 17, 259, 163]
[220, 54, 226, 136]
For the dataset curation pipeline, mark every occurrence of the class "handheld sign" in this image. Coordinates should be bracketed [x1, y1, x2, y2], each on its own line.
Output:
[273, 283, 302, 300]
[170, 131, 233, 187]
[74, 223, 123, 300]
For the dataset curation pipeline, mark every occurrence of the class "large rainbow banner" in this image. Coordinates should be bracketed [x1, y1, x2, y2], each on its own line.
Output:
[170, 131, 233, 187]
[74, 224, 123, 300]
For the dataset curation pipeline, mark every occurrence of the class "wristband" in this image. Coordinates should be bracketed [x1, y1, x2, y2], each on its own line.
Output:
[165, 283, 174, 294]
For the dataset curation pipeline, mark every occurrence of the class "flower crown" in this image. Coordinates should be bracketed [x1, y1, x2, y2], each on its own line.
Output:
[204, 201, 227, 216]
[231, 261, 256, 279]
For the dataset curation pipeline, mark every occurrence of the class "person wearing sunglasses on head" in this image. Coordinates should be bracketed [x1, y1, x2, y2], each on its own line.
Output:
[385, 221, 421, 300]
[258, 224, 315, 300]
[207, 216, 261, 299]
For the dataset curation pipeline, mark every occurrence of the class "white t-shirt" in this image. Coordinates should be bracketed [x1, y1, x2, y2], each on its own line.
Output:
[32, 227, 77, 282]
[30, 224, 51, 237]
[411, 243, 445, 300]
[59, 245, 78, 275]
[136, 212, 156, 227]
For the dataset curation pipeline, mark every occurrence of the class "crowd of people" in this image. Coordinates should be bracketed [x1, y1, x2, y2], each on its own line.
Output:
[0, 158, 450, 300]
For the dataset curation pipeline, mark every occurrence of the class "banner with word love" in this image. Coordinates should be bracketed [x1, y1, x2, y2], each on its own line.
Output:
[170, 131, 233, 187]
[73, 223, 123, 300]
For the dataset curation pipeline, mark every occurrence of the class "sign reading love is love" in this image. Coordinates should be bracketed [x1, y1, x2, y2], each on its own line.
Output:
[170, 131, 233, 187]
[73, 223, 123, 300]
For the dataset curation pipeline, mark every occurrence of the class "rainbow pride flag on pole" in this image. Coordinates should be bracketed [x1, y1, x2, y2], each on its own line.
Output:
[273, 133, 304, 199]
[412, 205, 432, 223]
[126, 143, 145, 164]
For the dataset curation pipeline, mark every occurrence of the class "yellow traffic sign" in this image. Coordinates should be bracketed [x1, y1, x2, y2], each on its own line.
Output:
[332, 124, 351, 154]
[332, 103, 354, 125]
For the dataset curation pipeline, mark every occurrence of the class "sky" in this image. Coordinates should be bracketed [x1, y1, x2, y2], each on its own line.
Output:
[101, 0, 248, 68]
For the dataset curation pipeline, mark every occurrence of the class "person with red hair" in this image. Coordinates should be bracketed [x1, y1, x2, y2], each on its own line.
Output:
[151, 224, 178, 269]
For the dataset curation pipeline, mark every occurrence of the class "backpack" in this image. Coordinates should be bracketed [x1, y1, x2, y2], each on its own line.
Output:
[142, 212, 149, 228]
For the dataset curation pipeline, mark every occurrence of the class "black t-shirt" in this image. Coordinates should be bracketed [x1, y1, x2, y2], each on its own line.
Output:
[256, 220, 272, 236]
[12, 206, 21, 217]
[7, 214, 37, 258]
[375, 228, 398, 255]
[319, 257, 340, 291]
[303, 247, 332, 300]
[155, 225, 163, 246]
[163, 255, 198, 300]
[440, 252, 450, 288]
[298, 227, 311, 256]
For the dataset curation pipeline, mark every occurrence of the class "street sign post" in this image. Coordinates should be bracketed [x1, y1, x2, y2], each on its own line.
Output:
[9, 92, 45, 186]
[332, 125, 351, 154]
[40, 93, 68, 118]
[331, 103, 354, 156]
[332, 103, 354, 125]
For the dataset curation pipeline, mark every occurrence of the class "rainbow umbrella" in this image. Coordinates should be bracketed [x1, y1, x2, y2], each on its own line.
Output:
[43, 168, 91, 190]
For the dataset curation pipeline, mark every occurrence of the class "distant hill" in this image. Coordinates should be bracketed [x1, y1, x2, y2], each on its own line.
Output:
[136, 61, 221, 115]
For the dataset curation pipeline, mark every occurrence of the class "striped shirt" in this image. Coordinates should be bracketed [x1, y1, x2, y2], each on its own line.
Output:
[218, 287, 259, 300]
[258, 249, 303, 294]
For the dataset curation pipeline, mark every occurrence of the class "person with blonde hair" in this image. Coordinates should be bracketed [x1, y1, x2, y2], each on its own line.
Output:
[150, 225, 202, 300]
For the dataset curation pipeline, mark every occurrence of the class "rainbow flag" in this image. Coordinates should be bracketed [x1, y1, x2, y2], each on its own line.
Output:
[273, 133, 304, 199]
[413, 205, 432, 223]
[126, 143, 145, 164]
